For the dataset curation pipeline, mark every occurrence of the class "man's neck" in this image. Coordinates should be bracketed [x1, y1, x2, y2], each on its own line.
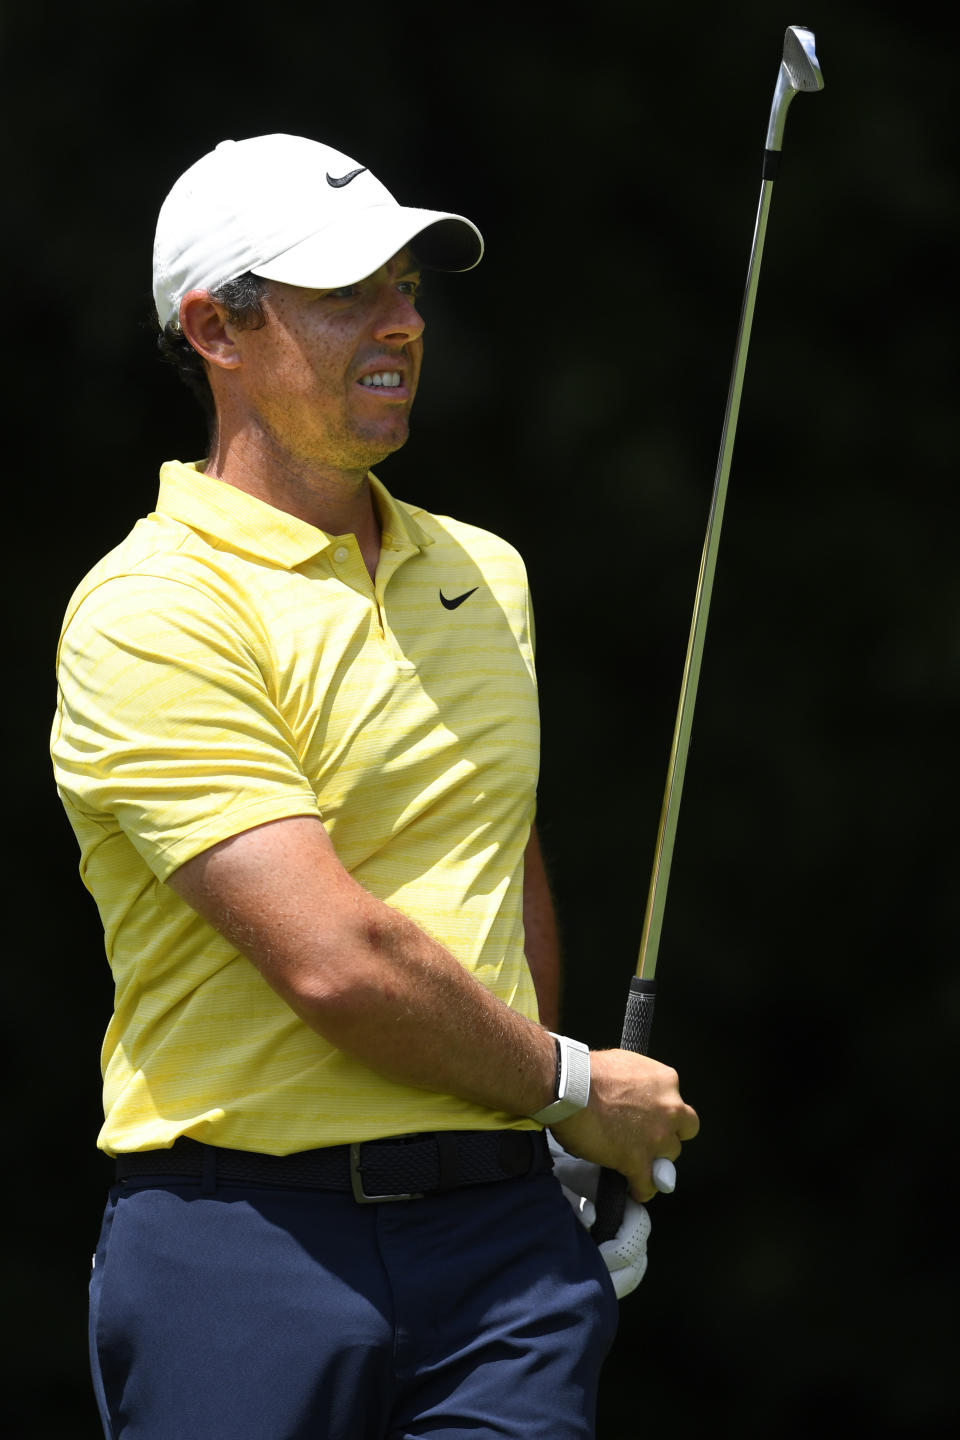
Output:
[205, 431, 383, 579]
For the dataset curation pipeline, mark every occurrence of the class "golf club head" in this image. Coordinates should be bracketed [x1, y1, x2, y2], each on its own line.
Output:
[782, 26, 824, 93]
[765, 25, 825, 152]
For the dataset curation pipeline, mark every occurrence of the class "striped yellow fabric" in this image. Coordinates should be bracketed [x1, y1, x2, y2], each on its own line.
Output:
[52, 461, 541, 1156]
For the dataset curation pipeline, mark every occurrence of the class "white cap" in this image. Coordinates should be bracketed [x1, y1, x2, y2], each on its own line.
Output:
[152, 133, 484, 330]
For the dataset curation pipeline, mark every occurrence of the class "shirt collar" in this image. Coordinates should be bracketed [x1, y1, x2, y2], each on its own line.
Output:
[155, 461, 433, 568]
[370, 474, 434, 555]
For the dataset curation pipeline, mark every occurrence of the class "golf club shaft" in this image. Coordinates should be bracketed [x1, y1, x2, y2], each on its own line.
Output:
[635, 170, 775, 988]
[591, 28, 823, 1246]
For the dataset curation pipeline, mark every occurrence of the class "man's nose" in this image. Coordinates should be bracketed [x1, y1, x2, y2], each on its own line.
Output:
[372, 290, 425, 344]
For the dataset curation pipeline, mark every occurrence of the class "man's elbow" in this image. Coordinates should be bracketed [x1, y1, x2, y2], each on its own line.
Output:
[265, 911, 403, 1032]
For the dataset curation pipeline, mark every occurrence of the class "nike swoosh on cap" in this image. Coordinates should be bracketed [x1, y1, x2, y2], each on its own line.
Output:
[439, 588, 479, 610]
[326, 167, 368, 188]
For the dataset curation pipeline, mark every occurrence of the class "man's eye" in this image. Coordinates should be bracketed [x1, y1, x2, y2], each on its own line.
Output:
[398, 279, 423, 299]
[327, 284, 361, 300]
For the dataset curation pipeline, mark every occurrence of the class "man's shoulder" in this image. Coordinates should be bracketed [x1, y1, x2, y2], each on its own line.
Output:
[58, 511, 227, 641]
[399, 500, 527, 570]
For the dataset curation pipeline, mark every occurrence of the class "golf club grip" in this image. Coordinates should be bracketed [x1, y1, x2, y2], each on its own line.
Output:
[591, 977, 657, 1244]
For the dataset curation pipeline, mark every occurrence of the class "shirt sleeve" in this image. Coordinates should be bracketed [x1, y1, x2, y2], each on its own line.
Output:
[52, 571, 322, 880]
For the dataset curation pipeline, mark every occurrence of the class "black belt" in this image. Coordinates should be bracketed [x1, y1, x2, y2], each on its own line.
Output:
[115, 1130, 552, 1203]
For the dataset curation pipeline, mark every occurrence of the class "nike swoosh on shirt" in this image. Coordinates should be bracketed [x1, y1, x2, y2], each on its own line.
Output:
[326, 167, 367, 188]
[439, 587, 479, 610]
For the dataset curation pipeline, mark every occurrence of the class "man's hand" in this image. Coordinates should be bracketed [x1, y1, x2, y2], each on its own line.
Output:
[550, 1048, 699, 1203]
[548, 1135, 651, 1299]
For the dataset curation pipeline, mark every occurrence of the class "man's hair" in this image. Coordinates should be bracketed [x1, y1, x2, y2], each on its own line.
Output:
[156, 271, 268, 435]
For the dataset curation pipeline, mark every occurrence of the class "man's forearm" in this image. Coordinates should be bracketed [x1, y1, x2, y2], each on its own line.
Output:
[167, 814, 700, 1197]
[291, 893, 559, 1114]
[168, 815, 559, 1118]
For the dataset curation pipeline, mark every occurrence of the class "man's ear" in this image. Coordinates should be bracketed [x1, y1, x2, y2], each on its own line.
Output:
[179, 290, 242, 371]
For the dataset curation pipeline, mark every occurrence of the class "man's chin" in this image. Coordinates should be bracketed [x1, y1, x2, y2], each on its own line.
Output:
[297, 415, 412, 475]
[353, 420, 412, 469]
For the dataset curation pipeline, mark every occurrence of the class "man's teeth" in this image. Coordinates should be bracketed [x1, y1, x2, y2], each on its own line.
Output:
[360, 372, 402, 388]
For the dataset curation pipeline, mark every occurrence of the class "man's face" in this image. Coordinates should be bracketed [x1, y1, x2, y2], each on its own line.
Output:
[227, 247, 425, 475]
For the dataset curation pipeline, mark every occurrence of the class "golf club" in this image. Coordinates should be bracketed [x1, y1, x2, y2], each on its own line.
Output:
[591, 25, 824, 1245]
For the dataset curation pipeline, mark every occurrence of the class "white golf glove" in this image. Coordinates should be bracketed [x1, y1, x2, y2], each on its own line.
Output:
[547, 1134, 652, 1299]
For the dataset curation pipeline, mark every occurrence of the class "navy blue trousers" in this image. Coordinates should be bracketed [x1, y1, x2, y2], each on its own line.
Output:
[90, 1170, 618, 1438]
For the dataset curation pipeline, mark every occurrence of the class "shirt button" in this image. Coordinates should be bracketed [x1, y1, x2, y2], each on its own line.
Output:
[333, 545, 349, 564]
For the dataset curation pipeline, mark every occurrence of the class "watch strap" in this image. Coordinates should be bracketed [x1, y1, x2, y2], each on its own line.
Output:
[531, 1032, 591, 1125]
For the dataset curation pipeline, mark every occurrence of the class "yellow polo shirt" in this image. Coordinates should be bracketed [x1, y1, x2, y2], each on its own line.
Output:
[51, 461, 541, 1156]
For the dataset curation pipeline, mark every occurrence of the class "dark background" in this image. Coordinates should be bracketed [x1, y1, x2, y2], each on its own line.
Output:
[7, 1, 956, 1434]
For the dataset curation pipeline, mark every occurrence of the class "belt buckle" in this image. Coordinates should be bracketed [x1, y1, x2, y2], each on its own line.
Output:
[349, 1142, 424, 1204]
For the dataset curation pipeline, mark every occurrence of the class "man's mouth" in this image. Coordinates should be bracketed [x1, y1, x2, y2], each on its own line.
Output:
[360, 371, 402, 388]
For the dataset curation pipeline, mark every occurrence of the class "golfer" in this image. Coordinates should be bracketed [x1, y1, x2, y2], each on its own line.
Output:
[51, 133, 699, 1439]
